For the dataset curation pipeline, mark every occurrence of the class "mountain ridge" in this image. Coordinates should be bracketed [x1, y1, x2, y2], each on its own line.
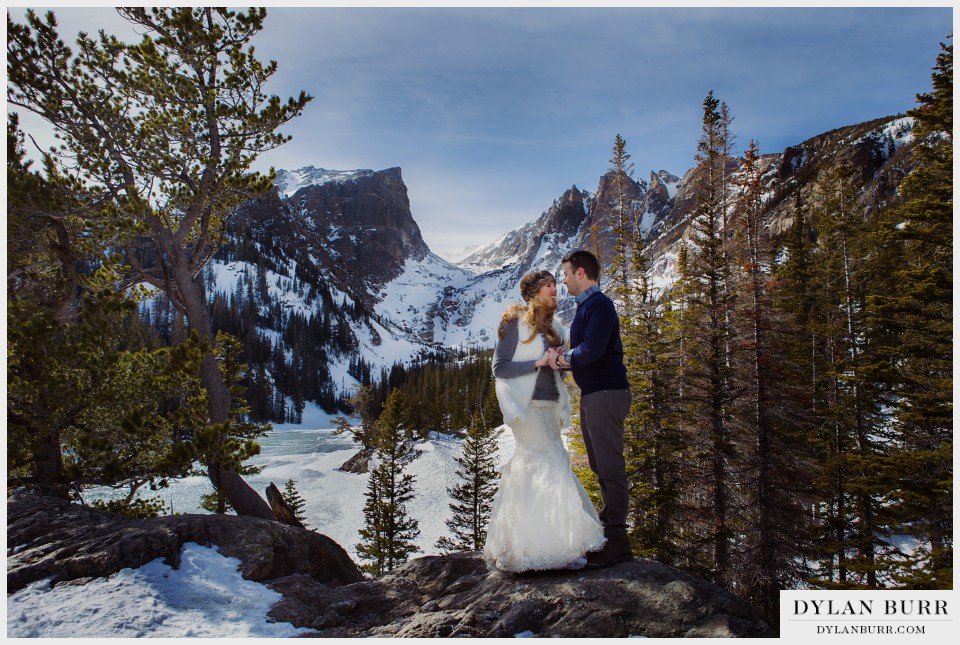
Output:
[169, 113, 916, 418]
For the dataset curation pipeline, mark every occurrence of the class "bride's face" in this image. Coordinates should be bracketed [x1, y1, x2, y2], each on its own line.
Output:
[537, 281, 558, 304]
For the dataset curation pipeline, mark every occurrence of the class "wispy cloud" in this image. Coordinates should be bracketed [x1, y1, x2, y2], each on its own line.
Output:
[9, 6, 952, 255]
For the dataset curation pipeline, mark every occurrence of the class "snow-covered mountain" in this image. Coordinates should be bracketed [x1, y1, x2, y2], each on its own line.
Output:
[189, 114, 916, 413]
[274, 166, 379, 198]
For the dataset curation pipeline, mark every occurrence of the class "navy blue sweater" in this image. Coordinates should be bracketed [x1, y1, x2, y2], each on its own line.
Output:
[568, 290, 629, 395]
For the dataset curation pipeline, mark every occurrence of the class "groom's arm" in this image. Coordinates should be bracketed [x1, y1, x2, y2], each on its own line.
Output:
[563, 301, 615, 368]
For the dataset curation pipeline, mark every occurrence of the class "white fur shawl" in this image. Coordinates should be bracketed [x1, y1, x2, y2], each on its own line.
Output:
[494, 318, 571, 427]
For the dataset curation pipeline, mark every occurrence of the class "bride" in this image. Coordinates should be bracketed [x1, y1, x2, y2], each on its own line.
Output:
[483, 270, 605, 573]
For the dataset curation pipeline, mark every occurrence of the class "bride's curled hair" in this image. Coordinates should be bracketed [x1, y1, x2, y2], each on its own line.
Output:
[498, 270, 562, 347]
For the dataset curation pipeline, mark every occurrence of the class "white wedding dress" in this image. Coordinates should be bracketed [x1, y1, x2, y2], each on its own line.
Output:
[483, 400, 606, 572]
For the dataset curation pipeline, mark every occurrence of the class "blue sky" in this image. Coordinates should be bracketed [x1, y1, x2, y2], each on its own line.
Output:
[8, 5, 953, 256]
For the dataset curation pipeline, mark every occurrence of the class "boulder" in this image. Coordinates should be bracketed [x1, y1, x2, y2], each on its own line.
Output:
[337, 446, 373, 474]
[6, 489, 363, 594]
[7, 491, 774, 638]
[269, 552, 776, 638]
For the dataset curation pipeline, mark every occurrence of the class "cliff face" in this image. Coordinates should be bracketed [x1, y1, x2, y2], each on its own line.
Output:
[7, 492, 774, 638]
[294, 166, 429, 272]
[232, 166, 429, 308]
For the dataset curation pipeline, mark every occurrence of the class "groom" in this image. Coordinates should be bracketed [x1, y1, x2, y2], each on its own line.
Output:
[550, 250, 634, 569]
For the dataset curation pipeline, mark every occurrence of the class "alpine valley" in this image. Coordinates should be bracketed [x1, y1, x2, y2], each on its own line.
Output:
[164, 114, 917, 422]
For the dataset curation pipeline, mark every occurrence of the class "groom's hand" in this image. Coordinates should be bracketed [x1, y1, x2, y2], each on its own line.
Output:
[546, 346, 563, 370]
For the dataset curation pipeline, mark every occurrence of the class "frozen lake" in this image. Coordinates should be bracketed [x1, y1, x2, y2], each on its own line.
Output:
[85, 426, 516, 562]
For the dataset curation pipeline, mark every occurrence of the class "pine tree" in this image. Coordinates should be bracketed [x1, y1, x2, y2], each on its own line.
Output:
[8, 7, 311, 519]
[7, 119, 211, 500]
[609, 134, 636, 310]
[283, 479, 309, 527]
[356, 390, 421, 576]
[602, 134, 683, 561]
[677, 91, 739, 585]
[804, 163, 891, 589]
[727, 141, 816, 621]
[436, 416, 502, 552]
[641, 246, 697, 569]
[867, 39, 953, 588]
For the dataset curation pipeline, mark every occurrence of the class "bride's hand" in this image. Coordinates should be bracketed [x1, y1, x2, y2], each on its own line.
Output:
[547, 347, 562, 370]
[535, 351, 552, 368]
[548, 346, 565, 370]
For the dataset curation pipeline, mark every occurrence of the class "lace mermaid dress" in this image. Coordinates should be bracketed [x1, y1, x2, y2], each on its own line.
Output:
[483, 319, 605, 573]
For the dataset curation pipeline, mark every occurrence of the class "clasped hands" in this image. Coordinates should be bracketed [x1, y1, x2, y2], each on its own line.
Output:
[535, 346, 567, 370]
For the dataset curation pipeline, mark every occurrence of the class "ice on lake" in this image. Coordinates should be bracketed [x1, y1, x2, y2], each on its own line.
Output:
[84, 426, 516, 563]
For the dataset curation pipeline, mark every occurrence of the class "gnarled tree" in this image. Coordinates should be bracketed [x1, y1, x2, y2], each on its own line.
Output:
[8, 7, 312, 518]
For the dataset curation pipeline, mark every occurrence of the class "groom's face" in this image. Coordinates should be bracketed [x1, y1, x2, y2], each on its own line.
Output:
[562, 262, 585, 297]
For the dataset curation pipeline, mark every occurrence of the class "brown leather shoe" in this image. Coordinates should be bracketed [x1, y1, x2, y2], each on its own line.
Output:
[584, 530, 634, 569]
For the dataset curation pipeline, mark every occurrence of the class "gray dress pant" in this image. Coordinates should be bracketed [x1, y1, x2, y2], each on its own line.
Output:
[579, 388, 631, 530]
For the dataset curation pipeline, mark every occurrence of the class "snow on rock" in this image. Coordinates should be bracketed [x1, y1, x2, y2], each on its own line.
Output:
[6, 543, 311, 638]
[880, 116, 916, 151]
[275, 166, 375, 197]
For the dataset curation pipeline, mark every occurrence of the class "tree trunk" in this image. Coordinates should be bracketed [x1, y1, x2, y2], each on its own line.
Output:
[32, 220, 79, 496]
[266, 482, 305, 528]
[178, 260, 275, 521]
[31, 427, 69, 499]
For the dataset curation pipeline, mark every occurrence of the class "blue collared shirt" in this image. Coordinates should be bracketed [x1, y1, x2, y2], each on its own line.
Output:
[575, 285, 602, 305]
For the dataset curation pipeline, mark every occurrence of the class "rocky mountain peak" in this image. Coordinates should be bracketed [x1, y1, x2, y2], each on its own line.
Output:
[647, 170, 679, 202]
[275, 166, 378, 197]
[573, 169, 648, 264]
[543, 186, 589, 238]
[458, 185, 589, 274]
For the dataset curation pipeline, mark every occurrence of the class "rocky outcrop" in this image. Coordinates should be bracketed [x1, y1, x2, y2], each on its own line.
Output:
[459, 185, 589, 273]
[576, 169, 648, 255]
[6, 490, 362, 594]
[270, 552, 775, 638]
[337, 446, 373, 474]
[293, 166, 429, 273]
[231, 166, 430, 309]
[7, 492, 773, 638]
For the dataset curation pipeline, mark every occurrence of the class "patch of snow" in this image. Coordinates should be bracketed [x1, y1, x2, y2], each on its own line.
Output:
[663, 178, 679, 199]
[275, 166, 374, 197]
[6, 543, 311, 638]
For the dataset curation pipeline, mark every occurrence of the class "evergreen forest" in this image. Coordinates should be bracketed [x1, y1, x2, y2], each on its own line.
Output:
[595, 41, 953, 624]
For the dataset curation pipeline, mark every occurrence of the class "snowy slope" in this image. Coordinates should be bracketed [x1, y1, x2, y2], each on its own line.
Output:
[275, 166, 376, 197]
[191, 114, 918, 402]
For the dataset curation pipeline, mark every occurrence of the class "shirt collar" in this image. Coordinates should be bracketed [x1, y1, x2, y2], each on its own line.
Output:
[575, 285, 602, 305]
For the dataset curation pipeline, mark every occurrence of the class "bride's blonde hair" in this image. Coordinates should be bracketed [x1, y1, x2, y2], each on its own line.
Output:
[498, 271, 562, 347]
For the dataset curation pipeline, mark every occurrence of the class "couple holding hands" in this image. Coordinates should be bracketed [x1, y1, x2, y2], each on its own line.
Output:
[484, 250, 634, 573]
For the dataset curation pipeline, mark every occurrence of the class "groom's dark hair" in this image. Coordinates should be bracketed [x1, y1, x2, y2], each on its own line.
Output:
[562, 250, 600, 281]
